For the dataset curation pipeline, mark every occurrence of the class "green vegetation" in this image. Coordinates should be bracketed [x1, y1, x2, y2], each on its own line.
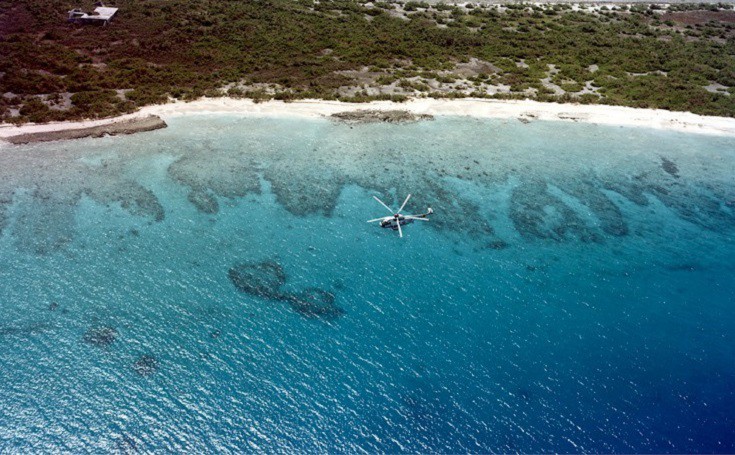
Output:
[0, 0, 734, 123]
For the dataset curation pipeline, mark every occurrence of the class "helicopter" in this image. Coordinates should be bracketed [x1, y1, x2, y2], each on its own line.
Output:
[367, 194, 433, 238]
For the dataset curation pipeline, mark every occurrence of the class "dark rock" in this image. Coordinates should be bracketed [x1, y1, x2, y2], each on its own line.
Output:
[48, 302, 59, 311]
[4, 115, 167, 145]
[132, 355, 158, 376]
[228, 261, 287, 300]
[330, 109, 433, 124]
[83, 326, 118, 347]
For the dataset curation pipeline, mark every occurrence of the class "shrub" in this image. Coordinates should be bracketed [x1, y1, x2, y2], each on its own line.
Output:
[19, 97, 53, 123]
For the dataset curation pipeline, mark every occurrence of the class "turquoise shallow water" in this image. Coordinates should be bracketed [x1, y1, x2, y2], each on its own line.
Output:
[0, 115, 734, 453]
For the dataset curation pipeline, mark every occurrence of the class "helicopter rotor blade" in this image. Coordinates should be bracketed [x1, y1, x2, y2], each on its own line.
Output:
[373, 196, 394, 214]
[397, 194, 412, 214]
[396, 220, 403, 238]
[367, 217, 385, 223]
[403, 215, 429, 221]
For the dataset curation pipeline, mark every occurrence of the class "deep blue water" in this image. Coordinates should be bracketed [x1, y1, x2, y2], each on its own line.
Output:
[0, 115, 734, 453]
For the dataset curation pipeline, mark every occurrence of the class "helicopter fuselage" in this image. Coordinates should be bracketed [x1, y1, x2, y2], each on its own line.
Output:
[379, 212, 430, 230]
[367, 194, 432, 238]
[379, 215, 414, 230]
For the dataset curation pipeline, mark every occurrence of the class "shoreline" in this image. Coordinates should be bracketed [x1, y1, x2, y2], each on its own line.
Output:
[2, 98, 735, 144]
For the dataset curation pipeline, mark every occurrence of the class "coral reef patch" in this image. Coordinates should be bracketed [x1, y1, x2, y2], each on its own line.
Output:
[132, 355, 159, 376]
[286, 288, 344, 321]
[558, 178, 629, 237]
[0, 191, 10, 236]
[0, 144, 167, 253]
[168, 143, 261, 214]
[228, 260, 345, 321]
[510, 180, 600, 243]
[85, 181, 165, 222]
[660, 156, 680, 178]
[0, 323, 49, 338]
[228, 261, 287, 300]
[83, 326, 118, 347]
[10, 189, 80, 254]
[3, 116, 734, 254]
[187, 190, 219, 215]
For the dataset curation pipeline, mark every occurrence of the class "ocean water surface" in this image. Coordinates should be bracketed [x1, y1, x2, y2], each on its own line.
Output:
[0, 115, 734, 453]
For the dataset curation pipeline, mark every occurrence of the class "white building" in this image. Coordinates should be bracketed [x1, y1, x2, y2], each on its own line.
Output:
[68, 5, 119, 26]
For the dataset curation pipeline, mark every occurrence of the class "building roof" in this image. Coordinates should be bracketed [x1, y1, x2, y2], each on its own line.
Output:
[93, 7, 118, 20]
[68, 6, 118, 22]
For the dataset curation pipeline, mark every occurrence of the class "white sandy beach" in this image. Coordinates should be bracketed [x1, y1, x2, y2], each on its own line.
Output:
[2, 98, 735, 143]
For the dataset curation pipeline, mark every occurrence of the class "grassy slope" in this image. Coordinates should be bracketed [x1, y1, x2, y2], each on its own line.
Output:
[0, 0, 734, 123]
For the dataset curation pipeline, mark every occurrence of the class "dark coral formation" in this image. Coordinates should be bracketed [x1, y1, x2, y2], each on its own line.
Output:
[0, 145, 167, 254]
[486, 240, 509, 250]
[603, 167, 734, 232]
[228, 260, 345, 321]
[168, 143, 261, 214]
[603, 174, 651, 207]
[187, 190, 219, 215]
[3, 116, 735, 256]
[0, 191, 10, 236]
[0, 323, 49, 338]
[83, 326, 118, 347]
[115, 434, 141, 454]
[660, 156, 680, 178]
[506, 170, 661, 242]
[286, 288, 344, 321]
[266, 169, 345, 217]
[422, 179, 494, 239]
[85, 182, 165, 222]
[558, 178, 629, 237]
[11, 189, 79, 254]
[228, 261, 287, 300]
[510, 180, 600, 243]
[132, 355, 159, 376]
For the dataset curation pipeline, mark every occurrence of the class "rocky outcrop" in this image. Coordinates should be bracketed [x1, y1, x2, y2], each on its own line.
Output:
[330, 109, 433, 124]
[4, 115, 167, 144]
